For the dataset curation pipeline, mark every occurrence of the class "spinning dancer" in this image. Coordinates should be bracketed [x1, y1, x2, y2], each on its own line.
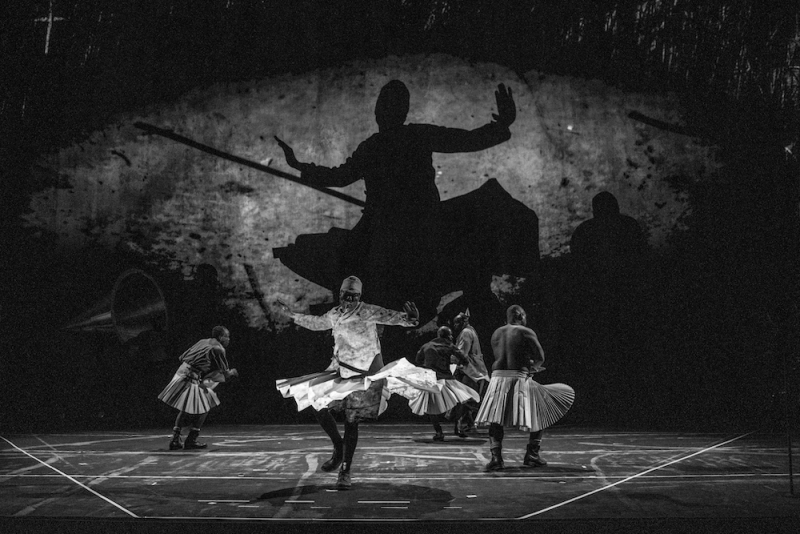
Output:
[451, 310, 489, 436]
[475, 305, 574, 471]
[158, 326, 238, 450]
[275, 276, 419, 490]
[412, 326, 480, 441]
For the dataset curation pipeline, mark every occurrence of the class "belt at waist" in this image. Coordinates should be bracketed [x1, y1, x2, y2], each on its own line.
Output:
[491, 370, 529, 379]
[177, 362, 204, 380]
[337, 360, 370, 378]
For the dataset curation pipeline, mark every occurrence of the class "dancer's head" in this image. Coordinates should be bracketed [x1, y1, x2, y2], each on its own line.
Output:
[212, 325, 231, 347]
[375, 80, 409, 131]
[506, 305, 526, 326]
[592, 191, 620, 219]
[453, 310, 470, 332]
[339, 276, 362, 311]
[437, 325, 453, 341]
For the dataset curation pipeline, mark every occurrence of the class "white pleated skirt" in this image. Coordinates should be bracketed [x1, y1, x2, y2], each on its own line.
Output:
[158, 362, 220, 415]
[276, 370, 387, 414]
[408, 379, 480, 416]
[366, 358, 477, 415]
[475, 370, 575, 432]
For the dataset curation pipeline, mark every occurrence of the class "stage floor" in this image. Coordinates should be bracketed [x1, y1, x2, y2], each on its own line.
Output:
[1, 424, 798, 532]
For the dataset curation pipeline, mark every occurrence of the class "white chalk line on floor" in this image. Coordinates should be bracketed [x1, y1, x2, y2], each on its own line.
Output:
[1, 429, 779, 522]
[0, 434, 139, 518]
[3, 470, 788, 482]
[0, 446, 769, 458]
[509, 430, 757, 520]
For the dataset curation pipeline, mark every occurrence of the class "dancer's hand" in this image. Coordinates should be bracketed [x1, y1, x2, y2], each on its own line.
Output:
[492, 83, 516, 127]
[450, 355, 465, 367]
[274, 136, 300, 170]
[528, 361, 545, 374]
[403, 301, 419, 321]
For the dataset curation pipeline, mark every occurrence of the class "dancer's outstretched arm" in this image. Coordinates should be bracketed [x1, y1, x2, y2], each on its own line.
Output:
[425, 83, 516, 153]
[274, 135, 361, 188]
[275, 299, 334, 331]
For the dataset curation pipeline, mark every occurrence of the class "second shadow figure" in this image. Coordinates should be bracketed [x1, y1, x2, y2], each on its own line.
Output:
[274, 80, 516, 317]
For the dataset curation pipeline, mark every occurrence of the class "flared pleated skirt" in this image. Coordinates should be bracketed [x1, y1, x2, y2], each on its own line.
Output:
[367, 358, 477, 415]
[276, 370, 384, 415]
[475, 370, 575, 432]
[158, 363, 220, 415]
[407, 379, 480, 416]
[276, 358, 445, 420]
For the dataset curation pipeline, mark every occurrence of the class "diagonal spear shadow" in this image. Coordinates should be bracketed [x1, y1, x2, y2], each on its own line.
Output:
[134, 122, 365, 207]
[134, 122, 365, 319]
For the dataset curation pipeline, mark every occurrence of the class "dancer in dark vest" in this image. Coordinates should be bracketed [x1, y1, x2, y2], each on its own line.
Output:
[158, 326, 238, 450]
[413, 326, 480, 441]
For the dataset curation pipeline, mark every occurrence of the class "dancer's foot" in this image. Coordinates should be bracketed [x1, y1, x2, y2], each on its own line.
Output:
[523, 454, 547, 467]
[336, 463, 352, 490]
[184, 430, 207, 450]
[485, 448, 504, 471]
[523, 446, 547, 467]
[168, 433, 183, 450]
[321, 443, 343, 472]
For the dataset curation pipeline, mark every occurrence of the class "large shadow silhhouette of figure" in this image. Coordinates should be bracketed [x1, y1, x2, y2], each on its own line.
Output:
[565, 191, 649, 394]
[273, 81, 539, 323]
[570, 191, 647, 274]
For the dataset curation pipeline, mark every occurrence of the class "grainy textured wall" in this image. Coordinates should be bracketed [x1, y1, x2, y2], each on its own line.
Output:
[24, 54, 718, 327]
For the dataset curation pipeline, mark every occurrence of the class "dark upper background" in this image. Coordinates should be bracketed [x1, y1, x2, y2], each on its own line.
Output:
[1, 0, 798, 432]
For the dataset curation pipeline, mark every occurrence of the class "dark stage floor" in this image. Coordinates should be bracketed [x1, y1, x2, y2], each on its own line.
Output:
[1, 424, 798, 533]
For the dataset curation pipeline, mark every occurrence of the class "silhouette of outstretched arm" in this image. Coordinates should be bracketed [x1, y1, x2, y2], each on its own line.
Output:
[274, 84, 516, 190]
[133, 123, 364, 207]
[274, 136, 300, 169]
[493, 83, 516, 127]
[274, 135, 360, 188]
[416, 83, 516, 153]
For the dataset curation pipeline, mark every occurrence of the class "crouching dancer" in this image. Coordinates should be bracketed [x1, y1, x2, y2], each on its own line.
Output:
[275, 276, 419, 490]
[475, 306, 574, 470]
[158, 326, 238, 450]
[413, 326, 479, 441]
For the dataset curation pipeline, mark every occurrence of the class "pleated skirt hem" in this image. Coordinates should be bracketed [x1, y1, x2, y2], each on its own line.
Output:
[158, 366, 220, 415]
[475, 372, 575, 432]
[408, 379, 480, 416]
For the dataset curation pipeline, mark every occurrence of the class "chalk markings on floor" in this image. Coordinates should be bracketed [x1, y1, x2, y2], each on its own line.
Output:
[5, 471, 791, 484]
[0, 434, 138, 518]
[33, 435, 80, 471]
[273, 452, 319, 519]
[0, 455, 61, 483]
[372, 452, 475, 461]
[510, 431, 756, 520]
[23, 434, 164, 448]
